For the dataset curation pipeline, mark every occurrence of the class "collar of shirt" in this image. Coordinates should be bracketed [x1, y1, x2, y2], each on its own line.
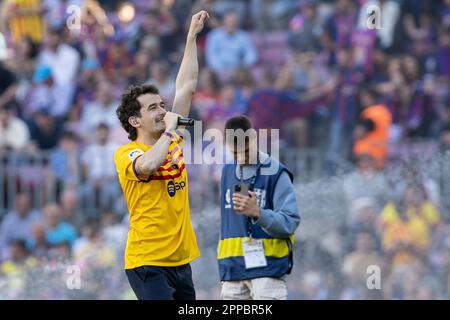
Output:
[235, 152, 270, 180]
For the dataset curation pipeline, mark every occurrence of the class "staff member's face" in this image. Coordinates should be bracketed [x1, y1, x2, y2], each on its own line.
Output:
[132, 93, 167, 136]
[227, 135, 258, 165]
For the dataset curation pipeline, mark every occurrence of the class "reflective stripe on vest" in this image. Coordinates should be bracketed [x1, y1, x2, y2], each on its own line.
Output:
[217, 235, 295, 260]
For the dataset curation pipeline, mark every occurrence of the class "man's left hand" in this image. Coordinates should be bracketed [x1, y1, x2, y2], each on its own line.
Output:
[232, 191, 260, 219]
[188, 10, 209, 36]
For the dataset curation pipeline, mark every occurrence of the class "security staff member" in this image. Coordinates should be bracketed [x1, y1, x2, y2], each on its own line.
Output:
[218, 115, 301, 300]
[114, 11, 209, 300]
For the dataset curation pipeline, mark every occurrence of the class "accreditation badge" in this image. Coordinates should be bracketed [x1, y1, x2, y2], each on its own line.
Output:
[242, 238, 267, 269]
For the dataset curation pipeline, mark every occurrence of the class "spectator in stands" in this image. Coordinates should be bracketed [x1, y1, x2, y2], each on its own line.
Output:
[205, 10, 257, 76]
[192, 68, 221, 119]
[81, 123, 120, 212]
[0, 105, 30, 152]
[24, 65, 53, 117]
[128, 50, 151, 85]
[328, 48, 364, 159]
[325, 0, 357, 49]
[75, 57, 102, 105]
[344, 197, 381, 252]
[136, 10, 162, 59]
[146, 61, 176, 104]
[27, 108, 63, 150]
[72, 217, 117, 299]
[353, 88, 392, 169]
[402, 185, 441, 229]
[435, 27, 450, 80]
[98, 36, 134, 83]
[288, 0, 322, 52]
[383, 262, 420, 299]
[379, 191, 433, 268]
[40, 203, 77, 247]
[428, 224, 450, 285]
[25, 65, 58, 117]
[100, 210, 128, 253]
[0, 0, 44, 44]
[73, 218, 100, 262]
[436, 124, 450, 220]
[60, 187, 85, 231]
[73, 218, 116, 267]
[64, 103, 84, 139]
[297, 270, 329, 299]
[232, 68, 256, 109]
[403, 11, 435, 64]
[0, 193, 40, 261]
[37, 27, 80, 117]
[250, 0, 298, 31]
[343, 154, 390, 210]
[28, 222, 49, 259]
[403, 55, 437, 138]
[275, 51, 326, 93]
[392, 165, 441, 209]
[0, 61, 18, 113]
[341, 231, 384, 299]
[374, 57, 408, 142]
[80, 81, 121, 142]
[204, 83, 244, 129]
[10, 36, 40, 85]
[49, 130, 81, 195]
[0, 239, 37, 300]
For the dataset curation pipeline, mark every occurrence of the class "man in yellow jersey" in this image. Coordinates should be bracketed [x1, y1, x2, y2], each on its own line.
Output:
[114, 10, 209, 300]
[1, 0, 44, 43]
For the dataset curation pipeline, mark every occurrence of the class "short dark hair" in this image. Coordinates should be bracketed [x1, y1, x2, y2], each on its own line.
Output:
[116, 84, 159, 141]
[225, 116, 255, 147]
[59, 129, 78, 142]
[9, 239, 28, 252]
[225, 115, 253, 132]
[97, 122, 110, 131]
[360, 86, 379, 102]
[48, 25, 64, 37]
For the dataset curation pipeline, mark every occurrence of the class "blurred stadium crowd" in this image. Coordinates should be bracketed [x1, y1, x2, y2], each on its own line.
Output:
[0, 0, 450, 299]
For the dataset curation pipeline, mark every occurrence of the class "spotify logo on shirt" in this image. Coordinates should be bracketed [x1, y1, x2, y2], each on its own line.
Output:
[167, 180, 186, 197]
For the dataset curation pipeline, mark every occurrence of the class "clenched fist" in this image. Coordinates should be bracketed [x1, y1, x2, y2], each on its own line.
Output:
[188, 10, 210, 37]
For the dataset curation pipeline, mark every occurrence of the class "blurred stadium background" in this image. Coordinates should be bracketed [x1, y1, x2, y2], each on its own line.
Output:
[0, 0, 450, 299]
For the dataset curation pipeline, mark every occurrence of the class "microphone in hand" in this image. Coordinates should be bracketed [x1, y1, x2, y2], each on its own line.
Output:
[177, 117, 195, 126]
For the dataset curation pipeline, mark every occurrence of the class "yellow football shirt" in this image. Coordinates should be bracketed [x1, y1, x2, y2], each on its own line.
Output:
[3, 0, 44, 43]
[114, 137, 200, 269]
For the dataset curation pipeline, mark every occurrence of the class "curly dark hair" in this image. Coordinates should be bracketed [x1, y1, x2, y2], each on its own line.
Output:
[116, 84, 159, 141]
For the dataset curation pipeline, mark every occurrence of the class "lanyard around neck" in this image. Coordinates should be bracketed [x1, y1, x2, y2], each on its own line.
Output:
[238, 153, 261, 191]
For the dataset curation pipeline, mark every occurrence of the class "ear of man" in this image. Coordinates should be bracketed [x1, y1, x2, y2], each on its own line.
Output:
[129, 116, 140, 128]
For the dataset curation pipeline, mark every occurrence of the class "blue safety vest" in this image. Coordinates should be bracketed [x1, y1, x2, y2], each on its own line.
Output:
[218, 158, 295, 281]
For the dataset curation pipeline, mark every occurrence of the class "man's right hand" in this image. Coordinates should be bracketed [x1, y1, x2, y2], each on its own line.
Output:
[164, 111, 181, 132]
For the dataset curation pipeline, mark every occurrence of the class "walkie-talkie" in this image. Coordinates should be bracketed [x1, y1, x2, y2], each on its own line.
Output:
[235, 165, 249, 195]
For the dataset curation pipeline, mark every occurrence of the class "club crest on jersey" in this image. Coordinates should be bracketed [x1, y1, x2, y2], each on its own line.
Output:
[128, 149, 144, 160]
[167, 180, 186, 197]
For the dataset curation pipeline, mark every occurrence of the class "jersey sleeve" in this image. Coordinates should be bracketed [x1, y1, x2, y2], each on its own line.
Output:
[114, 145, 150, 182]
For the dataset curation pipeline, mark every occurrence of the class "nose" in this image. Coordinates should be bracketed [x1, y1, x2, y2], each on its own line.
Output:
[236, 151, 247, 164]
[158, 106, 167, 117]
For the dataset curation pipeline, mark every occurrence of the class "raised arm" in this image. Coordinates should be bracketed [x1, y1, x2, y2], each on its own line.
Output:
[172, 10, 209, 118]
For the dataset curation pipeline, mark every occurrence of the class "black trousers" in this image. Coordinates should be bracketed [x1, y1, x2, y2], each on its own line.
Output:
[125, 264, 196, 300]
